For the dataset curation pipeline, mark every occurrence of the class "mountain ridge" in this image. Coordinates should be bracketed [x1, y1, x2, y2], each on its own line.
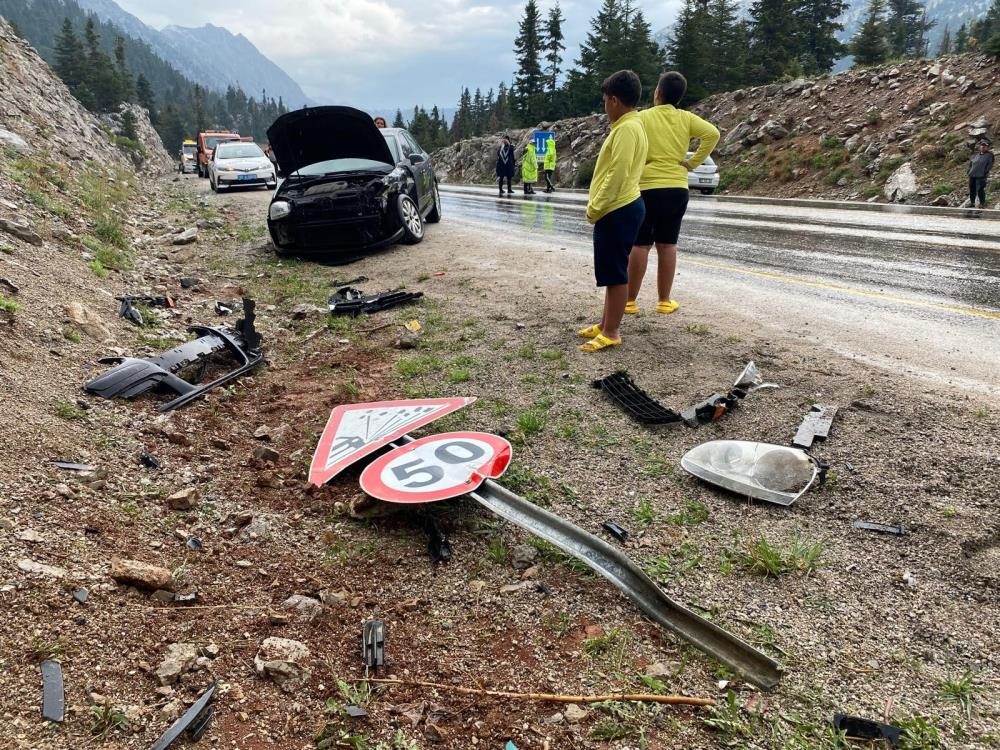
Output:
[74, 0, 311, 107]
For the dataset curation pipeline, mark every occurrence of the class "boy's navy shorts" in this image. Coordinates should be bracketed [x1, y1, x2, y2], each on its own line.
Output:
[635, 187, 689, 246]
[593, 198, 645, 287]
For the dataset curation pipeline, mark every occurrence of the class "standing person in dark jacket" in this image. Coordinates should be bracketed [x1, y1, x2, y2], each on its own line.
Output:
[968, 140, 994, 208]
[496, 136, 515, 196]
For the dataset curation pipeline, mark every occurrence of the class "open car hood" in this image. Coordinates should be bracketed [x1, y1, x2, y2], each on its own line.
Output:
[267, 106, 394, 176]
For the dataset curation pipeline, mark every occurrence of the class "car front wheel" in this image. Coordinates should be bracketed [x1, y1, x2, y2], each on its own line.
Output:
[701, 188, 715, 195]
[426, 182, 442, 224]
[398, 193, 424, 244]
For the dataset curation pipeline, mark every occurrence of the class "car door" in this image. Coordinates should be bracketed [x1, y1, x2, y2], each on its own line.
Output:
[400, 131, 434, 212]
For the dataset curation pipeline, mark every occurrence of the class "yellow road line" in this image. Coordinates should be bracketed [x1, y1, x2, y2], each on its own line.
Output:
[685, 257, 1000, 321]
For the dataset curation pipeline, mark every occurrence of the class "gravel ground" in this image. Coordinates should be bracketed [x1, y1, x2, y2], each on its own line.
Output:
[2, 174, 998, 750]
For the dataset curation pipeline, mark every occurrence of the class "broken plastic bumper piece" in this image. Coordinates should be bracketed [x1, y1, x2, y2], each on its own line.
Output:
[84, 298, 263, 412]
[592, 372, 682, 424]
[681, 440, 819, 506]
[328, 287, 423, 316]
[150, 682, 216, 750]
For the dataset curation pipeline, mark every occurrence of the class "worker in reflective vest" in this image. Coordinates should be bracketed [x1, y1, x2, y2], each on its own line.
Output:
[522, 142, 538, 195]
[543, 135, 557, 192]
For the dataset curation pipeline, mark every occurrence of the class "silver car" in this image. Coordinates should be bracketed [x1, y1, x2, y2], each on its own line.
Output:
[209, 141, 277, 192]
[687, 151, 719, 195]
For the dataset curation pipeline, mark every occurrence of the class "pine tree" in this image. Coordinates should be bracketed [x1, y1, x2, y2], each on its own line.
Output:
[543, 2, 565, 116]
[954, 23, 969, 52]
[794, 0, 848, 75]
[157, 103, 185, 153]
[667, 0, 710, 100]
[886, 0, 934, 58]
[708, 0, 747, 92]
[620, 1, 665, 93]
[938, 25, 951, 54]
[191, 84, 207, 133]
[54, 18, 84, 91]
[135, 73, 156, 123]
[851, 0, 890, 66]
[114, 35, 133, 100]
[972, 0, 1000, 41]
[512, 0, 545, 125]
[393, 109, 405, 128]
[747, 0, 800, 83]
[120, 108, 139, 141]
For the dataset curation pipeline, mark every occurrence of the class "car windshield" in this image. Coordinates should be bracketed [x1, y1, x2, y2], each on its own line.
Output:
[295, 158, 393, 176]
[205, 136, 237, 150]
[383, 134, 400, 163]
[182, 144, 196, 155]
[217, 144, 265, 159]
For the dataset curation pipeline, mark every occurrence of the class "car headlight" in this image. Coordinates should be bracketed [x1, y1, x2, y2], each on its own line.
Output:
[269, 201, 291, 221]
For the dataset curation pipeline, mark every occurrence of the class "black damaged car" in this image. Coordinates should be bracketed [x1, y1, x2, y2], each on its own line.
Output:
[265, 106, 441, 257]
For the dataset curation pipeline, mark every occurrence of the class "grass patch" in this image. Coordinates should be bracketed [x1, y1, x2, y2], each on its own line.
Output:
[644, 542, 703, 582]
[932, 182, 956, 197]
[877, 156, 906, 181]
[667, 500, 709, 526]
[0, 294, 20, 314]
[684, 323, 711, 335]
[82, 234, 132, 272]
[88, 259, 108, 278]
[730, 535, 825, 577]
[446, 368, 471, 384]
[396, 354, 444, 378]
[898, 717, 943, 749]
[94, 216, 127, 249]
[826, 165, 852, 185]
[940, 671, 982, 717]
[486, 535, 508, 564]
[719, 163, 764, 191]
[63, 328, 81, 343]
[862, 185, 882, 199]
[53, 399, 87, 421]
[30, 636, 68, 662]
[633, 498, 657, 524]
[515, 409, 545, 436]
[90, 704, 127, 739]
[502, 464, 577, 509]
[819, 134, 841, 149]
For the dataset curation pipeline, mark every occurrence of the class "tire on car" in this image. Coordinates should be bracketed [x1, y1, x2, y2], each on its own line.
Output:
[701, 188, 715, 195]
[426, 181, 442, 224]
[398, 193, 424, 245]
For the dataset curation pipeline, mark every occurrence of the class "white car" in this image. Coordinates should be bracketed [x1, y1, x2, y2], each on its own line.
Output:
[209, 141, 277, 192]
[687, 152, 719, 195]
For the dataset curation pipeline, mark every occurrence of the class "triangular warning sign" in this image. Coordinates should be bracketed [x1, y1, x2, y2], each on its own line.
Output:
[308, 397, 476, 486]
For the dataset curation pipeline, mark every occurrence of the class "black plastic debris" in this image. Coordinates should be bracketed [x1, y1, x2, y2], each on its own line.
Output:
[150, 682, 216, 750]
[592, 372, 682, 425]
[179, 277, 199, 289]
[425, 515, 452, 563]
[186, 537, 204, 551]
[344, 705, 368, 719]
[328, 287, 423, 316]
[602, 521, 629, 542]
[853, 521, 906, 536]
[362, 620, 385, 668]
[832, 714, 901, 747]
[84, 298, 264, 412]
[119, 296, 144, 326]
[41, 660, 64, 722]
[52, 460, 96, 472]
[595, 362, 776, 429]
[214, 300, 242, 316]
[140, 452, 161, 469]
[331, 275, 369, 287]
[793, 405, 838, 449]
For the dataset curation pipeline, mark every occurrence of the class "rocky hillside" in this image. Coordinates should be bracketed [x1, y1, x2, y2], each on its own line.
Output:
[434, 53, 1000, 207]
[0, 16, 171, 480]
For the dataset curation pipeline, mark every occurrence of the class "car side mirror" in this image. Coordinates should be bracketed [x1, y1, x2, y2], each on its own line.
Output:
[409, 153, 426, 165]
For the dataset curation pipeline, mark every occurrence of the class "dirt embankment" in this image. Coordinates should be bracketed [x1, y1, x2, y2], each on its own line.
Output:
[434, 54, 1000, 207]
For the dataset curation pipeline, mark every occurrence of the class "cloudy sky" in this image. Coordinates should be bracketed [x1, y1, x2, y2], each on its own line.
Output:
[112, 0, 683, 111]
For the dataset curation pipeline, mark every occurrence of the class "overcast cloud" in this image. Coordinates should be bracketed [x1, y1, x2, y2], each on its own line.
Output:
[113, 0, 682, 111]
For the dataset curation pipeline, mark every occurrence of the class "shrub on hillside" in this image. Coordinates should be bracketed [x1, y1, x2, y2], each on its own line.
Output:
[575, 158, 597, 188]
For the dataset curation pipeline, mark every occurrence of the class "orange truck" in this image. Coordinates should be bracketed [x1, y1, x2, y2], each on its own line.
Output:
[196, 130, 240, 178]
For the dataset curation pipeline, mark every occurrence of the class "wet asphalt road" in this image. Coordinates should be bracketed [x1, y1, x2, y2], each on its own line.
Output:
[440, 186, 1000, 397]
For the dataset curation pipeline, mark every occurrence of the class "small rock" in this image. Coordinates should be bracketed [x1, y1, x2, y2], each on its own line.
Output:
[254, 637, 311, 690]
[253, 425, 271, 440]
[167, 487, 199, 510]
[902, 570, 917, 588]
[645, 661, 672, 679]
[200, 644, 220, 659]
[510, 544, 538, 570]
[319, 588, 350, 606]
[73, 587, 90, 604]
[17, 558, 66, 578]
[281, 594, 324, 621]
[0, 217, 43, 245]
[155, 643, 200, 685]
[468, 580, 486, 593]
[394, 332, 419, 350]
[16, 528, 43, 543]
[253, 446, 280, 464]
[0, 278, 19, 296]
[110, 558, 174, 590]
[931, 195, 950, 207]
[291, 303, 324, 320]
[179, 276, 199, 288]
[172, 228, 198, 246]
[544, 711, 565, 725]
[0, 127, 31, 154]
[499, 581, 532, 594]
[564, 704, 589, 723]
[64, 302, 111, 339]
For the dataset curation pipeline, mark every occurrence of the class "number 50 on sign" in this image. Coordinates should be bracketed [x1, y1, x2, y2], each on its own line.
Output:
[359, 432, 512, 504]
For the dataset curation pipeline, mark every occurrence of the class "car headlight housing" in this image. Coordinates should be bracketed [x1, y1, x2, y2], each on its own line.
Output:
[269, 201, 291, 221]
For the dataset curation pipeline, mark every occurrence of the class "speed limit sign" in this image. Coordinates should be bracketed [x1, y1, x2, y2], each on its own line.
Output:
[359, 432, 512, 504]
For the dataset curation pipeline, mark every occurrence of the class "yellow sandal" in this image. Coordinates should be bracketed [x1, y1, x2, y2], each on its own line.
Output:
[624, 300, 639, 315]
[579, 333, 621, 353]
[656, 300, 680, 314]
[578, 324, 602, 339]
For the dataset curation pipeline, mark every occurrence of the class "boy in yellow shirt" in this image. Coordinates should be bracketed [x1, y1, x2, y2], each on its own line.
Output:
[579, 70, 649, 353]
[627, 71, 719, 315]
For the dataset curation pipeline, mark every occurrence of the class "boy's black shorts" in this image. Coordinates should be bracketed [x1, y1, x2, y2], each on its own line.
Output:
[635, 187, 689, 246]
[593, 197, 645, 287]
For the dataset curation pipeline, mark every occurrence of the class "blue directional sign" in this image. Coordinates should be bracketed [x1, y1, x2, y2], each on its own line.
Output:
[533, 130, 554, 160]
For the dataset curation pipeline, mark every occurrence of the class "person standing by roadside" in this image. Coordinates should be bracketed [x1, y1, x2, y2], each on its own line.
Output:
[626, 72, 719, 316]
[496, 135, 515, 197]
[543, 134, 557, 192]
[578, 70, 648, 353]
[373, 116, 387, 128]
[522, 141, 538, 194]
[967, 140, 994, 209]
